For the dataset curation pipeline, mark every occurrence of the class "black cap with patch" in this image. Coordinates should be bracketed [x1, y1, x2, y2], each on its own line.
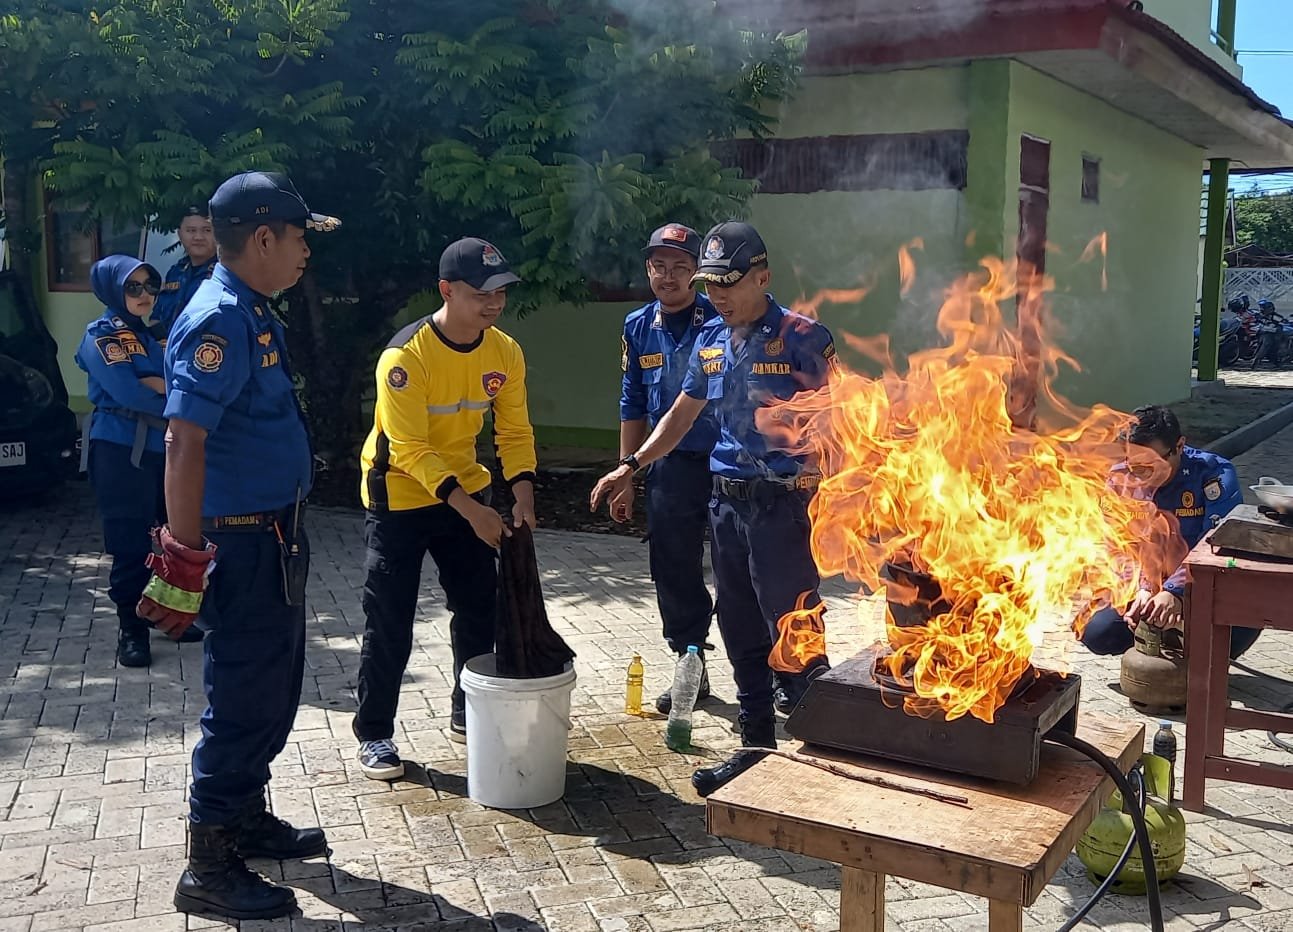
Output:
[439, 237, 522, 292]
[209, 171, 340, 232]
[642, 223, 701, 261]
[691, 221, 769, 286]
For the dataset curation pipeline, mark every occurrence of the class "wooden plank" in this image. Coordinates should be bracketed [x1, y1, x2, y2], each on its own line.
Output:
[705, 714, 1141, 906]
[1184, 564, 1217, 812]
[1203, 756, 1293, 790]
[1226, 707, 1293, 735]
[840, 867, 884, 932]
[989, 898, 1023, 932]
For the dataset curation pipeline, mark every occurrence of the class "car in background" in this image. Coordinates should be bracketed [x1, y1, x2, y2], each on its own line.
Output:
[0, 267, 78, 498]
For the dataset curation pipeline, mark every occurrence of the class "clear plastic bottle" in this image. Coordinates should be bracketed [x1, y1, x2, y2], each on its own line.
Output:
[625, 654, 644, 716]
[1153, 720, 1177, 804]
[665, 645, 703, 750]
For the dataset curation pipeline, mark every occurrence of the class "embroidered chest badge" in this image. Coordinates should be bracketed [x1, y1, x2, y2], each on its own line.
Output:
[1181, 490, 1195, 509]
[483, 371, 507, 397]
[765, 338, 784, 356]
[1203, 478, 1223, 501]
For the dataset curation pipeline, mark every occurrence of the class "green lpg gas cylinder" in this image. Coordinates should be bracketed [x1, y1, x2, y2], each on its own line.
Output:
[1075, 754, 1186, 895]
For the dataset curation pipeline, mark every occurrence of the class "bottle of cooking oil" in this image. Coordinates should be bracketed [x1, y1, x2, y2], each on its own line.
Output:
[625, 654, 645, 716]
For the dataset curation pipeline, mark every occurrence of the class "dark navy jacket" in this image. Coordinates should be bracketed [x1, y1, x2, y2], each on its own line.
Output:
[73, 256, 168, 454]
[164, 264, 312, 516]
[681, 295, 836, 480]
[152, 254, 217, 338]
[1156, 446, 1242, 596]
[620, 295, 719, 454]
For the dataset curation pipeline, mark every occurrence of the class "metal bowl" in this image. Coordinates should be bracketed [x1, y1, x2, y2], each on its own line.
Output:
[1251, 476, 1293, 515]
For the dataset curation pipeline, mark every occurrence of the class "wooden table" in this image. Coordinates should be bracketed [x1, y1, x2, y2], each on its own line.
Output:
[1182, 516, 1293, 811]
[706, 715, 1142, 931]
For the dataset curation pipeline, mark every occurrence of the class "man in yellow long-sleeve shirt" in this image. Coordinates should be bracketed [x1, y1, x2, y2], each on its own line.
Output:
[353, 237, 537, 780]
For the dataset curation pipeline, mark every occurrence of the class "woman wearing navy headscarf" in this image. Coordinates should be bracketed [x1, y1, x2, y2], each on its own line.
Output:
[75, 256, 202, 668]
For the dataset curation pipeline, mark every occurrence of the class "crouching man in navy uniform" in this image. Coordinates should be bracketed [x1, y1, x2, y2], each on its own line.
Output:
[137, 171, 340, 921]
[617, 223, 719, 713]
[1081, 404, 1259, 659]
[592, 222, 834, 796]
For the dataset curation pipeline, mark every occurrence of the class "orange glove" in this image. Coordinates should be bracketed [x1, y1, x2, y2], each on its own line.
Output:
[137, 526, 216, 640]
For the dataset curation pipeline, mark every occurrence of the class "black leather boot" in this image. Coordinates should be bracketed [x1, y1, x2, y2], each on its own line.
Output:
[117, 609, 151, 668]
[655, 643, 713, 714]
[173, 821, 297, 920]
[177, 625, 205, 643]
[235, 795, 328, 860]
[691, 716, 776, 798]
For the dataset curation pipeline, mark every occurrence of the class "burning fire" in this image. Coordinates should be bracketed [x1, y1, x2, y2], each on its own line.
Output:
[762, 254, 1184, 723]
[768, 591, 827, 675]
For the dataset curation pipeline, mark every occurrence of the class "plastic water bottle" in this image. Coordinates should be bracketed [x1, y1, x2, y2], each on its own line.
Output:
[665, 646, 703, 750]
[1153, 721, 1177, 804]
[625, 654, 644, 716]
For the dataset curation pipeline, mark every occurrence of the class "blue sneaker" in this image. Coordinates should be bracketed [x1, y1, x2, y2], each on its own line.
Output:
[357, 739, 403, 781]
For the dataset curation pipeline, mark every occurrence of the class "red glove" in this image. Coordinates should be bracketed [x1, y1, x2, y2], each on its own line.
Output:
[137, 526, 217, 640]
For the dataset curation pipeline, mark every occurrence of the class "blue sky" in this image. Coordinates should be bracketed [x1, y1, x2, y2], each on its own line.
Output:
[1231, 0, 1293, 191]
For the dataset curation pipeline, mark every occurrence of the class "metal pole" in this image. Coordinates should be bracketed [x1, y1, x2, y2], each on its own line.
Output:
[1198, 159, 1230, 382]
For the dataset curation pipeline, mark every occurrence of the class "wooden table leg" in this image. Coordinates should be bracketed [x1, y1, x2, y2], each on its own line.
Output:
[988, 898, 1023, 932]
[1183, 568, 1216, 811]
[840, 866, 885, 932]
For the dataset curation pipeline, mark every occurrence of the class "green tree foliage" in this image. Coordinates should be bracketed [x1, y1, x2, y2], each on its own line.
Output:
[1, 0, 804, 468]
[1234, 192, 1293, 256]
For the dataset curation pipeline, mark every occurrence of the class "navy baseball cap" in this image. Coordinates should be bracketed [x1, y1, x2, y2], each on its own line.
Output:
[209, 171, 340, 232]
[691, 221, 769, 286]
[642, 223, 701, 261]
[439, 237, 522, 291]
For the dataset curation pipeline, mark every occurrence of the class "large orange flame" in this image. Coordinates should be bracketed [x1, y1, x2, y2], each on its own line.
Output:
[761, 254, 1184, 723]
[768, 591, 827, 674]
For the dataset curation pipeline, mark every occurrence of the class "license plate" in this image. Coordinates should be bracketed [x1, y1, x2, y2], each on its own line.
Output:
[0, 442, 27, 467]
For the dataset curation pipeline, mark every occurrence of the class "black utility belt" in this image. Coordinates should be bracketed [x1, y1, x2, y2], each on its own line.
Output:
[713, 475, 820, 501]
[202, 504, 302, 532]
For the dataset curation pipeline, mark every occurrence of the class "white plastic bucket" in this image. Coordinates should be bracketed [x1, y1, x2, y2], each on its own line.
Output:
[460, 653, 577, 809]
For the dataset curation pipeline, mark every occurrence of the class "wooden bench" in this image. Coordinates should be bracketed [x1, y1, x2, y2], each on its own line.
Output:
[705, 714, 1142, 931]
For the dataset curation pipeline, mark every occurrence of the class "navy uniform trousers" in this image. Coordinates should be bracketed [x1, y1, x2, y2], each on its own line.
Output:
[708, 483, 828, 728]
[1081, 605, 1260, 660]
[189, 522, 308, 825]
[88, 440, 164, 627]
[352, 499, 497, 741]
[645, 450, 714, 651]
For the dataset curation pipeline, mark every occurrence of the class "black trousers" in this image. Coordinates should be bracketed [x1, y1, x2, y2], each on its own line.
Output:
[88, 439, 164, 630]
[190, 523, 308, 825]
[645, 451, 714, 651]
[353, 502, 497, 741]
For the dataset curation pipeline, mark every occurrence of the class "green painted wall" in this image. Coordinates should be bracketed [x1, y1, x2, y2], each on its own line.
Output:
[1001, 62, 1204, 412]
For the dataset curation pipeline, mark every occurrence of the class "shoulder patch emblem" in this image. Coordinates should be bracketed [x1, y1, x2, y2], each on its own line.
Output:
[765, 338, 784, 356]
[483, 371, 507, 397]
[1203, 478, 1223, 501]
[95, 337, 128, 365]
[387, 366, 409, 391]
[193, 341, 224, 373]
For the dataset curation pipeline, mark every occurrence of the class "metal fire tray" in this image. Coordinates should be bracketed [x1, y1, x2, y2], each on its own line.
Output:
[784, 646, 1080, 784]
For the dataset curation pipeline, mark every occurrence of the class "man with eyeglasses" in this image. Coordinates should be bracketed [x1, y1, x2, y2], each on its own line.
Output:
[615, 223, 719, 713]
[1079, 404, 1258, 659]
[136, 171, 340, 920]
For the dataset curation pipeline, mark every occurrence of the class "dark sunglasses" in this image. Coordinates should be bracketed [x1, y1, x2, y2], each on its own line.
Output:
[123, 280, 161, 298]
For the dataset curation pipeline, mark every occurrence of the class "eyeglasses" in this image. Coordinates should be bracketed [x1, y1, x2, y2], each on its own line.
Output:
[123, 280, 161, 298]
[649, 263, 697, 280]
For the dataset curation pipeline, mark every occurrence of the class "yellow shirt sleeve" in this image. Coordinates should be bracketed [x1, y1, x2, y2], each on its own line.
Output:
[493, 339, 537, 482]
[374, 347, 458, 499]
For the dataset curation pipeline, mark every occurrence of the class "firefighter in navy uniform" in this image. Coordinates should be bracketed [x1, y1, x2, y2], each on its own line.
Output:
[352, 237, 538, 782]
[593, 221, 834, 796]
[151, 206, 217, 340]
[75, 256, 176, 668]
[1081, 404, 1259, 659]
[617, 223, 719, 713]
[136, 171, 340, 921]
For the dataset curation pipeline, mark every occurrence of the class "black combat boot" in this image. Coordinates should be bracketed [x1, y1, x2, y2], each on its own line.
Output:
[173, 821, 297, 920]
[655, 643, 712, 714]
[116, 608, 151, 668]
[177, 624, 205, 643]
[691, 715, 776, 798]
[234, 794, 329, 860]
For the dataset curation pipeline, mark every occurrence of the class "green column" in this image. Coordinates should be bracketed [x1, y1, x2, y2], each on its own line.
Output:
[1198, 159, 1230, 382]
[964, 60, 1012, 265]
[1216, 0, 1237, 56]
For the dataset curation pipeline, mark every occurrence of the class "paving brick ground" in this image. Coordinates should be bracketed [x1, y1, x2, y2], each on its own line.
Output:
[2, 430, 1292, 931]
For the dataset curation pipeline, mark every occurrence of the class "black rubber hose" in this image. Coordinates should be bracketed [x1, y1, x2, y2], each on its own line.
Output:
[1045, 730, 1165, 932]
[1230, 660, 1293, 754]
[1055, 767, 1145, 932]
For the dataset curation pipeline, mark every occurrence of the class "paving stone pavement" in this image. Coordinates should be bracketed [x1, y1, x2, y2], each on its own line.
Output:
[2, 432, 1292, 932]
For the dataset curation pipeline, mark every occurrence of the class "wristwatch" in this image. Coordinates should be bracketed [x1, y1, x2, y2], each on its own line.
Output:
[620, 453, 641, 473]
